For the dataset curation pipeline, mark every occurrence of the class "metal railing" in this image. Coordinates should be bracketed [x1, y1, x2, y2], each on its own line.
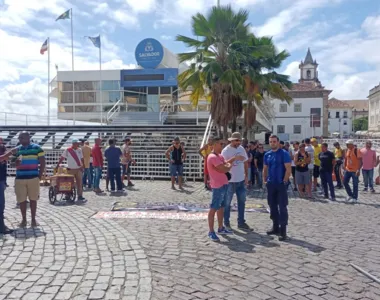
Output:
[0, 112, 93, 126]
[159, 102, 170, 124]
[200, 115, 213, 148]
[5, 150, 203, 180]
[106, 99, 122, 124]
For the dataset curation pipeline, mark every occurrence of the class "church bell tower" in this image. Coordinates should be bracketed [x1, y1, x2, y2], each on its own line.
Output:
[299, 48, 320, 84]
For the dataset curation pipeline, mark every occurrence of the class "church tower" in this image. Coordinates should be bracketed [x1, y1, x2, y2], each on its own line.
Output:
[299, 48, 320, 84]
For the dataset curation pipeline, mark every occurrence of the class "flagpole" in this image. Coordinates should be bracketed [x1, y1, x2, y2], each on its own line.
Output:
[99, 35, 103, 126]
[71, 8, 75, 125]
[71, 8, 74, 71]
[48, 37, 51, 126]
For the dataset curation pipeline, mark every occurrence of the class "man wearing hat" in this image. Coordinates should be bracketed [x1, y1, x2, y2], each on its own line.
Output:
[343, 139, 362, 202]
[221, 132, 250, 230]
[56, 139, 86, 201]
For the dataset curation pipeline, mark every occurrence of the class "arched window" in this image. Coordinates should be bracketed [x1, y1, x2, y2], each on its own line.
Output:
[307, 70, 311, 79]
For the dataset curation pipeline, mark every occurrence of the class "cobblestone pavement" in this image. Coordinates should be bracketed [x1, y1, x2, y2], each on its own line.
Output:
[1, 178, 380, 300]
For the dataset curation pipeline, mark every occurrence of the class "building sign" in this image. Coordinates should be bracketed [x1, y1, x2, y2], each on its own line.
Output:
[120, 68, 178, 87]
[135, 38, 164, 69]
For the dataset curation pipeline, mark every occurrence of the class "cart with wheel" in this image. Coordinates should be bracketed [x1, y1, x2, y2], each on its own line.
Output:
[48, 174, 76, 204]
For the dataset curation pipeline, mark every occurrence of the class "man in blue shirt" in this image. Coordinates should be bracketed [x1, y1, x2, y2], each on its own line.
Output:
[104, 138, 123, 192]
[263, 135, 292, 241]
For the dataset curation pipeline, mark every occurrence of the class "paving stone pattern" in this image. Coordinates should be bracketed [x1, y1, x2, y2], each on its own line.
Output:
[1, 178, 380, 300]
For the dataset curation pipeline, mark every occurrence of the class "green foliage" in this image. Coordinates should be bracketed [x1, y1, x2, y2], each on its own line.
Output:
[176, 4, 292, 131]
[353, 116, 368, 131]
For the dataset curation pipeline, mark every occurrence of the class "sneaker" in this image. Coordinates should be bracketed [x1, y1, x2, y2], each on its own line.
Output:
[238, 223, 251, 230]
[224, 223, 232, 231]
[77, 196, 86, 201]
[128, 182, 134, 187]
[346, 196, 353, 201]
[335, 185, 343, 189]
[331, 198, 336, 201]
[217, 227, 233, 235]
[352, 198, 358, 203]
[370, 189, 375, 193]
[208, 232, 220, 241]
[293, 187, 298, 192]
[363, 188, 368, 192]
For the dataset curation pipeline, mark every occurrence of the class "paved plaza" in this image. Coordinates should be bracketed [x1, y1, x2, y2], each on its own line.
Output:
[1, 179, 380, 300]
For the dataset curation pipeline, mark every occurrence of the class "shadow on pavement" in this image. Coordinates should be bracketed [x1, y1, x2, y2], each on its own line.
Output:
[283, 237, 326, 253]
[221, 231, 279, 253]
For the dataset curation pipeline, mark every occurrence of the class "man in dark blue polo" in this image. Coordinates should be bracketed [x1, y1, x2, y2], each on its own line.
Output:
[263, 135, 292, 241]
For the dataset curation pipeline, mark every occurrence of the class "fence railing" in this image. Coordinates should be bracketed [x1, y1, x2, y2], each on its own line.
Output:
[5, 150, 203, 180]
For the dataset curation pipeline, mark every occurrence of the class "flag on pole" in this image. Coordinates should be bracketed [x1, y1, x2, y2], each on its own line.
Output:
[86, 35, 101, 48]
[56, 9, 71, 21]
[40, 39, 48, 55]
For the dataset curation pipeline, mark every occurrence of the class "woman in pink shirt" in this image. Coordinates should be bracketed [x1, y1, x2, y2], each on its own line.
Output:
[206, 137, 245, 241]
[360, 141, 377, 192]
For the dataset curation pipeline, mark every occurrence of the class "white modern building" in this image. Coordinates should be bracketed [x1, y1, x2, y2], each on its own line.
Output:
[369, 83, 380, 132]
[272, 49, 331, 141]
[327, 98, 352, 137]
[49, 37, 273, 132]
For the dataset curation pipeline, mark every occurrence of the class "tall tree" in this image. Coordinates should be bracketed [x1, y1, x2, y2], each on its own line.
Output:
[176, 5, 292, 139]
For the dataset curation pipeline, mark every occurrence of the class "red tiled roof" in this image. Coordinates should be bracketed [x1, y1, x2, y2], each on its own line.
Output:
[328, 98, 352, 109]
[286, 81, 328, 92]
[340, 100, 368, 111]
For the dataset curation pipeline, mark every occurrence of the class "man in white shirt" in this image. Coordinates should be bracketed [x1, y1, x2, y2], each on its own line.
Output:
[56, 139, 85, 201]
[221, 132, 250, 230]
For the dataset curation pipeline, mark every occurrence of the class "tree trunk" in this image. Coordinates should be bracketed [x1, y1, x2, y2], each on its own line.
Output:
[243, 126, 248, 139]
[216, 125, 222, 137]
[231, 119, 237, 133]
[222, 125, 228, 140]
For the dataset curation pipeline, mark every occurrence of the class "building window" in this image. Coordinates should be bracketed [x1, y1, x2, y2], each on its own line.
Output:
[310, 108, 321, 127]
[294, 103, 302, 112]
[293, 125, 301, 134]
[343, 111, 348, 118]
[343, 120, 347, 125]
[277, 125, 285, 134]
[328, 111, 331, 118]
[336, 111, 340, 118]
[279, 104, 287, 113]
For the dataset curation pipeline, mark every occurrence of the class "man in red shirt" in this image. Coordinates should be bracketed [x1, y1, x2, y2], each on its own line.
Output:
[92, 138, 104, 193]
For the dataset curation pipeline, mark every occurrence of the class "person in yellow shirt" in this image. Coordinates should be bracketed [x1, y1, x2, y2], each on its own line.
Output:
[199, 137, 214, 190]
[311, 138, 322, 191]
[81, 141, 92, 189]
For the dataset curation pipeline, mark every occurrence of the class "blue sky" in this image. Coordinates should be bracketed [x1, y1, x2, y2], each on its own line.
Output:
[1, 0, 380, 118]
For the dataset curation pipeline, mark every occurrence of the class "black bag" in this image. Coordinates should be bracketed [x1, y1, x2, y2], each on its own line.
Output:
[225, 172, 231, 181]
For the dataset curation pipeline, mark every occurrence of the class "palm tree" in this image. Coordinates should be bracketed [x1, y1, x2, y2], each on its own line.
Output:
[176, 5, 292, 139]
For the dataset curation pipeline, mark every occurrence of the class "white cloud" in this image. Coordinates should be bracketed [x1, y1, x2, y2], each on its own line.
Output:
[111, 10, 140, 28]
[126, 0, 156, 13]
[252, 0, 344, 38]
[160, 35, 173, 40]
[361, 15, 380, 37]
[93, 3, 109, 14]
[283, 61, 300, 81]
[328, 70, 378, 99]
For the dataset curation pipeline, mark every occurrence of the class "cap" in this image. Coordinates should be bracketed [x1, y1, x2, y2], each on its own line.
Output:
[346, 139, 354, 145]
[228, 132, 242, 141]
[71, 138, 79, 143]
[174, 136, 180, 142]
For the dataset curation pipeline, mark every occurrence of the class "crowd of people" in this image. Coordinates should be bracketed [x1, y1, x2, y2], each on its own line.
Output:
[0, 132, 138, 234]
[0, 130, 379, 240]
[204, 133, 380, 242]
